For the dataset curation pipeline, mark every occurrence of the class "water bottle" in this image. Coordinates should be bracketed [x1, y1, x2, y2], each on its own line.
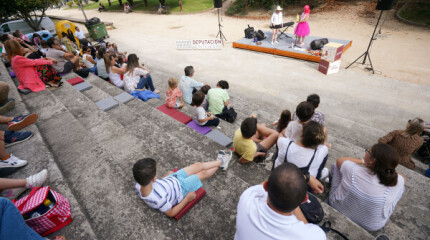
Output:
[254, 36, 257, 44]
[31, 212, 41, 218]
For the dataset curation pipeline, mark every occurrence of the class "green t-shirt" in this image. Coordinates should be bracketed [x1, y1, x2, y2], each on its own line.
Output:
[207, 88, 229, 115]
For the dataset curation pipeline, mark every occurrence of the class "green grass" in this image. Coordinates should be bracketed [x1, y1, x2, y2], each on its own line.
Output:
[65, 0, 213, 13]
[399, 1, 430, 26]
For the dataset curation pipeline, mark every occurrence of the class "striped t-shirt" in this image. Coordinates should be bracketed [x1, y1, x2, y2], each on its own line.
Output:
[135, 176, 184, 213]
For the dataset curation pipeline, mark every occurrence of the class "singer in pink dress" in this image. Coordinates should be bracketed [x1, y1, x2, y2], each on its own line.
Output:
[294, 5, 311, 47]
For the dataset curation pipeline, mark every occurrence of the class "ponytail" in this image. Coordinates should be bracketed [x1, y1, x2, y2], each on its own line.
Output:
[370, 143, 399, 187]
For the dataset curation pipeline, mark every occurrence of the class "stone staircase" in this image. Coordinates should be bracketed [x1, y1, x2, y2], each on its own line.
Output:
[1, 62, 429, 239]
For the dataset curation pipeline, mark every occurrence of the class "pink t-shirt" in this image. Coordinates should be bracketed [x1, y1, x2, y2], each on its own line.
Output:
[165, 88, 182, 108]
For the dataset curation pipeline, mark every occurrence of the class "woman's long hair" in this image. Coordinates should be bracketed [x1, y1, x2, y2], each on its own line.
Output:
[401, 118, 424, 138]
[277, 110, 291, 133]
[4, 40, 23, 62]
[368, 143, 400, 187]
[104, 53, 113, 74]
[125, 54, 140, 75]
[61, 38, 75, 53]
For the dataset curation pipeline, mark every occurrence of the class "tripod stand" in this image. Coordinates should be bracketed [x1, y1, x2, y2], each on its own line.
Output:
[216, 8, 227, 44]
[346, 10, 384, 74]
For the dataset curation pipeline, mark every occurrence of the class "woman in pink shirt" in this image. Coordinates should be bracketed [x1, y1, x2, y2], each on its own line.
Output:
[5, 40, 61, 92]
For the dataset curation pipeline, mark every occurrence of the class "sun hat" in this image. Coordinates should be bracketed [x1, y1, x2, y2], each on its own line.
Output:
[275, 6, 283, 11]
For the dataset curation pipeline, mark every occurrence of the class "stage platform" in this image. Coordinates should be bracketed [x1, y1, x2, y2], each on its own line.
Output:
[233, 31, 352, 62]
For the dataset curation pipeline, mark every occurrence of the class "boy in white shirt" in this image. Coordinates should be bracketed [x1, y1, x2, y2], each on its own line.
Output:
[133, 156, 231, 217]
[192, 92, 219, 127]
[285, 101, 314, 142]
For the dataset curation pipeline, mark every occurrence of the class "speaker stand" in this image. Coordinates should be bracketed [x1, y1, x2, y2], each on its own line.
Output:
[346, 10, 384, 74]
[216, 8, 227, 44]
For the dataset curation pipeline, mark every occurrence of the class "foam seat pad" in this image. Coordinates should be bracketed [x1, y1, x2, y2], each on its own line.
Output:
[171, 168, 206, 221]
[73, 82, 92, 92]
[206, 129, 233, 147]
[95, 97, 119, 112]
[186, 121, 212, 135]
[114, 92, 134, 104]
[156, 104, 179, 116]
[9, 71, 16, 78]
[66, 76, 84, 85]
[170, 111, 192, 124]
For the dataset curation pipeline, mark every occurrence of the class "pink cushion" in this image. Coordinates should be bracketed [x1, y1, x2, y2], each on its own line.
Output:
[171, 168, 207, 220]
[170, 111, 192, 124]
[156, 104, 179, 116]
[66, 77, 84, 85]
[186, 121, 212, 135]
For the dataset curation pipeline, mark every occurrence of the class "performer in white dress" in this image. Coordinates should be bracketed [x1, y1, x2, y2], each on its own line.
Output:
[271, 6, 283, 45]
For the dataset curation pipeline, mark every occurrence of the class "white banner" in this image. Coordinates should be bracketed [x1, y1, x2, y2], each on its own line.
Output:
[176, 39, 223, 50]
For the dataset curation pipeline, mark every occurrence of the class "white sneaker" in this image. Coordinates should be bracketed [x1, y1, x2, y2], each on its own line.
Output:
[0, 187, 27, 200]
[220, 150, 233, 171]
[0, 154, 28, 169]
[153, 89, 160, 94]
[25, 169, 48, 189]
[275, 40, 279, 43]
[271, 41, 274, 45]
[320, 167, 329, 181]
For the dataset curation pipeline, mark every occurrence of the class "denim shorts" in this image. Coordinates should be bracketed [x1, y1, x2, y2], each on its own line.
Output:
[170, 169, 203, 197]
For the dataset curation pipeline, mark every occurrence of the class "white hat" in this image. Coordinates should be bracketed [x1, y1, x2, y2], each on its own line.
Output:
[275, 6, 283, 11]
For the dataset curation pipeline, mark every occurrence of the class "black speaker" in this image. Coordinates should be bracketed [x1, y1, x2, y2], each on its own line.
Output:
[214, 0, 222, 8]
[310, 38, 328, 50]
[376, 0, 396, 10]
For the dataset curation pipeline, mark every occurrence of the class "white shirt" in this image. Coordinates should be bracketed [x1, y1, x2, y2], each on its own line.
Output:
[275, 137, 328, 177]
[82, 54, 95, 68]
[271, 12, 283, 25]
[285, 120, 303, 143]
[235, 185, 326, 240]
[74, 30, 85, 39]
[108, 69, 124, 88]
[135, 176, 183, 213]
[123, 67, 148, 92]
[194, 106, 207, 126]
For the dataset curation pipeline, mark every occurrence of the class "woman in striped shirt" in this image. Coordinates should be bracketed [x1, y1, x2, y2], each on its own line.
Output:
[328, 143, 405, 231]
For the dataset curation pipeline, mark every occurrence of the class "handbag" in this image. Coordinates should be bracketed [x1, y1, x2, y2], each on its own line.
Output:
[13, 186, 73, 236]
[299, 192, 324, 224]
[215, 106, 237, 123]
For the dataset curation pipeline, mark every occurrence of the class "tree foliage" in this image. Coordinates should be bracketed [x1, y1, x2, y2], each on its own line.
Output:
[3, 0, 62, 31]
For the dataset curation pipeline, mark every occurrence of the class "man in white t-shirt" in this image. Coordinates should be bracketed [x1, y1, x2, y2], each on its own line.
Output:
[235, 163, 326, 240]
[74, 27, 85, 40]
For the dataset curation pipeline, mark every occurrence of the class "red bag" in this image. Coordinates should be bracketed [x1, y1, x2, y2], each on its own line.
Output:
[13, 186, 72, 236]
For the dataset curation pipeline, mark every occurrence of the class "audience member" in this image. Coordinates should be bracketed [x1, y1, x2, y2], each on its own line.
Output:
[38, 40, 48, 56]
[293, 94, 325, 126]
[123, 54, 159, 93]
[13, 30, 30, 44]
[67, 29, 77, 45]
[1, 34, 39, 60]
[105, 53, 125, 88]
[178, 66, 204, 105]
[124, 2, 131, 13]
[271, 109, 291, 133]
[0, 197, 44, 239]
[31, 33, 41, 49]
[165, 78, 184, 109]
[285, 101, 314, 142]
[200, 85, 211, 111]
[378, 118, 425, 169]
[192, 92, 219, 127]
[82, 46, 97, 74]
[133, 156, 230, 217]
[275, 121, 329, 180]
[329, 143, 405, 231]
[0, 82, 15, 114]
[46, 38, 79, 74]
[105, 42, 114, 54]
[233, 118, 279, 164]
[74, 26, 85, 40]
[235, 162, 326, 240]
[98, 2, 106, 12]
[5, 40, 61, 91]
[112, 43, 127, 56]
[60, 38, 78, 55]
[207, 80, 230, 115]
[96, 48, 109, 81]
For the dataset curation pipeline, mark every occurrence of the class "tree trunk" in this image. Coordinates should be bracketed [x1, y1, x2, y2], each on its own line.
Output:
[108, 0, 111, 6]
[118, 0, 123, 6]
[144, 0, 148, 7]
[244, 0, 248, 13]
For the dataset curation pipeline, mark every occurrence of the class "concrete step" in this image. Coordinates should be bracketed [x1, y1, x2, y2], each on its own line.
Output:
[79, 74, 376, 239]
[0, 64, 97, 239]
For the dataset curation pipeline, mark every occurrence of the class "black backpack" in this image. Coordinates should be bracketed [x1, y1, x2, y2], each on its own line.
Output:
[244, 25, 254, 39]
[75, 68, 90, 78]
[215, 106, 237, 123]
[255, 30, 265, 41]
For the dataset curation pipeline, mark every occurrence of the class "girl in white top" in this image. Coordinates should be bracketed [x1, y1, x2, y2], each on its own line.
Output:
[123, 54, 159, 93]
[275, 121, 328, 179]
[329, 143, 405, 231]
[82, 46, 97, 73]
[270, 6, 283, 45]
[105, 53, 125, 88]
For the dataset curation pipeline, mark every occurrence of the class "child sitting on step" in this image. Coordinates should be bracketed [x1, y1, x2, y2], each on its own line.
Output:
[200, 85, 211, 111]
[191, 92, 219, 127]
[133, 156, 231, 217]
[165, 78, 184, 109]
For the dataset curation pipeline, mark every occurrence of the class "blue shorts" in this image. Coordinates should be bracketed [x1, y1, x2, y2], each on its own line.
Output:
[170, 169, 203, 197]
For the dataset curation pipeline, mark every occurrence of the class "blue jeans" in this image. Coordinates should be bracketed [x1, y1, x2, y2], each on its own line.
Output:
[0, 197, 43, 240]
[136, 74, 155, 91]
[89, 65, 98, 75]
[203, 117, 220, 127]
